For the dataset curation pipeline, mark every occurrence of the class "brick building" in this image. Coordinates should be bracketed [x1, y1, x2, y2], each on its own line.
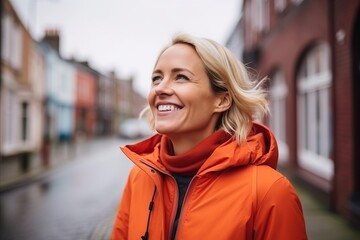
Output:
[73, 61, 97, 139]
[1, 0, 46, 184]
[241, 0, 360, 225]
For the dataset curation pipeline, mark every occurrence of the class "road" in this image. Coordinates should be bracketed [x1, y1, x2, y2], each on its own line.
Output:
[0, 137, 136, 240]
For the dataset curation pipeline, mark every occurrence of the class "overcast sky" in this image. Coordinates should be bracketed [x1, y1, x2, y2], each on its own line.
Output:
[11, 0, 242, 96]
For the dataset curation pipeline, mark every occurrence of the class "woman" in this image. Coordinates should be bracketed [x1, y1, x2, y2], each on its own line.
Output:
[111, 33, 307, 240]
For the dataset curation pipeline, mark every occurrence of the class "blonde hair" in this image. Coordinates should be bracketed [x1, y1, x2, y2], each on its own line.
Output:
[143, 33, 269, 144]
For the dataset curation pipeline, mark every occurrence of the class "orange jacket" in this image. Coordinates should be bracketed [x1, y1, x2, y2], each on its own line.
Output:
[111, 123, 307, 240]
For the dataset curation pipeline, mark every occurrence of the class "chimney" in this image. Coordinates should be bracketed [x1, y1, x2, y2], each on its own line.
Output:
[43, 29, 60, 53]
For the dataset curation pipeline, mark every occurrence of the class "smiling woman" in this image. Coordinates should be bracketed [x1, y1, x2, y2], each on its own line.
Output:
[147, 43, 231, 154]
[111, 33, 307, 240]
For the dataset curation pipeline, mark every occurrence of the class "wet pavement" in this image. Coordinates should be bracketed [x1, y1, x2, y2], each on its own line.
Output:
[296, 183, 360, 240]
[0, 137, 134, 240]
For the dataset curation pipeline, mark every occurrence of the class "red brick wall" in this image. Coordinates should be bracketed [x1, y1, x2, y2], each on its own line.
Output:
[332, 0, 359, 218]
[75, 68, 96, 137]
[245, 0, 332, 169]
[243, 0, 360, 221]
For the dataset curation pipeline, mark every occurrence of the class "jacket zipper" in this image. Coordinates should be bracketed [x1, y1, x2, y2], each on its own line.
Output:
[168, 175, 179, 240]
[139, 160, 166, 174]
[139, 159, 198, 240]
[139, 160, 180, 239]
[170, 176, 197, 240]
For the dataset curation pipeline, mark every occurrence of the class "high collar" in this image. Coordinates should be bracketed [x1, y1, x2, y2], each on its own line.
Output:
[159, 130, 231, 176]
[120, 123, 278, 175]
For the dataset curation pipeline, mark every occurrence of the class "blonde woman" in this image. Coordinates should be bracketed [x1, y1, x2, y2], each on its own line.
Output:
[111, 33, 307, 240]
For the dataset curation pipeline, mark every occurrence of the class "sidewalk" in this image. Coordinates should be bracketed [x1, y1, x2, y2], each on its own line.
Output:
[89, 183, 360, 240]
[296, 183, 360, 240]
[0, 138, 95, 192]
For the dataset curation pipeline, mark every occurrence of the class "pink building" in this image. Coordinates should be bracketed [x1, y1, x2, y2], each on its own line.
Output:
[74, 62, 97, 139]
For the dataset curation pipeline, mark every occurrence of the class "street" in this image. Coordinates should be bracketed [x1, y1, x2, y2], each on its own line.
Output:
[0, 137, 135, 240]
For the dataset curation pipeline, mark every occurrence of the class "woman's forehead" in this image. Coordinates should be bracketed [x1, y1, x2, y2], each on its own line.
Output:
[156, 44, 203, 69]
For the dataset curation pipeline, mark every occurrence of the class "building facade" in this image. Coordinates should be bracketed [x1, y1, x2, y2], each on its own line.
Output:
[0, 0, 148, 189]
[241, 0, 360, 225]
[73, 61, 97, 140]
[96, 73, 115, 136]
[226, 17, 245, 61]
[113, 73, 147, 133]
[40, 31, 77, 165]
[1, 0, 46, 184]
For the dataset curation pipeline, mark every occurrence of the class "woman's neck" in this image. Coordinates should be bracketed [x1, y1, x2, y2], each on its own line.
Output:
[167, 130, 216, 155]
[159, 129, 231, 175]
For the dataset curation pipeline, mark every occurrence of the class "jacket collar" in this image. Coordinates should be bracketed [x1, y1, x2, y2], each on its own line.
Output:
[120, 122, 278, 175]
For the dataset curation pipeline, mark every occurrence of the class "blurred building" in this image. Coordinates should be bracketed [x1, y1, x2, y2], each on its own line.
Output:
[226, 17, 244, 61]
[238, 0, 359, 225]
[39, 30, 77, 166]
[96, 72, 115, 136]
[117, 75, 146, 119]
[1, 0, 46, 183]
[0, 0, 147, 189]
[40, 31, 76, 143]
[71, 60, 97, 140]
[112, 72, 147, 134]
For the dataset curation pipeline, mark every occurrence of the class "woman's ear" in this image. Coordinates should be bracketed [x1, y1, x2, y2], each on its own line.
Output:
[214, 92, 232, 113]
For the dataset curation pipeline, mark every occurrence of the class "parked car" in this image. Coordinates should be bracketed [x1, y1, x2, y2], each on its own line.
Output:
[118, 118, 153, 139]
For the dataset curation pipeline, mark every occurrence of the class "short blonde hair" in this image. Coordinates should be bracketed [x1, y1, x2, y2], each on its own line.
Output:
[143, 33, 269, 144]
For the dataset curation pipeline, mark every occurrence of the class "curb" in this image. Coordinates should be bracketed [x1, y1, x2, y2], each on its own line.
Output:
[0, 168, 50, 193]
[89, 215, 115, 240]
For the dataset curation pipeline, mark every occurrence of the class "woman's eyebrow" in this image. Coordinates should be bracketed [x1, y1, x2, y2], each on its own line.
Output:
[171, 67, 194, 76]
[152, 67, 195, 76]
[152, 69, 162, 75]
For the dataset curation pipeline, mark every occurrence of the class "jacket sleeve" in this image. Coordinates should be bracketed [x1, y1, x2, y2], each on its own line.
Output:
[110, 170, 133, 240]
[253, 176, 308, 240]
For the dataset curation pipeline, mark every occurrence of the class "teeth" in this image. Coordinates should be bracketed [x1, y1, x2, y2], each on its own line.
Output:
[158, 105, 181, 112]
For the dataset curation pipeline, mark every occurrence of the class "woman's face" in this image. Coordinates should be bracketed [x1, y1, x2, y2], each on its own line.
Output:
[148, 43, 226, 143]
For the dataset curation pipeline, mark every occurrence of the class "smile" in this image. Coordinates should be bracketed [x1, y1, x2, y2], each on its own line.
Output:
[157, 104, 182, 112]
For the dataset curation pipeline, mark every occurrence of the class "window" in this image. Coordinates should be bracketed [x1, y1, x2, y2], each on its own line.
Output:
[269, 70, 288, 162]
[275, 0, 286, 13]
[4, 89, 16, 146]
[251, 0, 268, 33]
[1, 13, 22, 70]
[21, 102, 29, 141]
[11, 25, 22, 70]
[291, 0, 304, 5]
[297, 43, 333, 180]
[1, 13, 11, 62]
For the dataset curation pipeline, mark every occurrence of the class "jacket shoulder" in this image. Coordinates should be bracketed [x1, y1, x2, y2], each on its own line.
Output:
[127, 165, 153, 184]
[252, 165, 307, 239]
[254, 165, 295, 205]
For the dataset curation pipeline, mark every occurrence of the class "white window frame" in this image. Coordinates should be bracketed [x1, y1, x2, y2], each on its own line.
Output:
[251, 0, 267, 33]
[291, 0, 304, 5]
[297, 43, 333, 181]
[1, 13, 12, 62]
[269, 70, 289, 163]
[1, 13, 22, 70]
[4, 89, 16, 146]
[275, 0, 286, 13]
[11, 24, 22, 70]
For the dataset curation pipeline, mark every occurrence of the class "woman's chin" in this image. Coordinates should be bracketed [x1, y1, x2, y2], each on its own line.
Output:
[154, 125, 177, 135]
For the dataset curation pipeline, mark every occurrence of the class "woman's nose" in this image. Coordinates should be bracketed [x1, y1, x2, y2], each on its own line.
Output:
[154, 79, 173, 95]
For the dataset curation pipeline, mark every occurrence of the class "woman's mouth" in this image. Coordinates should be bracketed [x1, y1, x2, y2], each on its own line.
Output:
[157, 104, 182, 112]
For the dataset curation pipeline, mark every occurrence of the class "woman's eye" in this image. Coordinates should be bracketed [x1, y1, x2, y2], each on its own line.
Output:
[152, 76, 162, 84]
[176, 74, 189, 81]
